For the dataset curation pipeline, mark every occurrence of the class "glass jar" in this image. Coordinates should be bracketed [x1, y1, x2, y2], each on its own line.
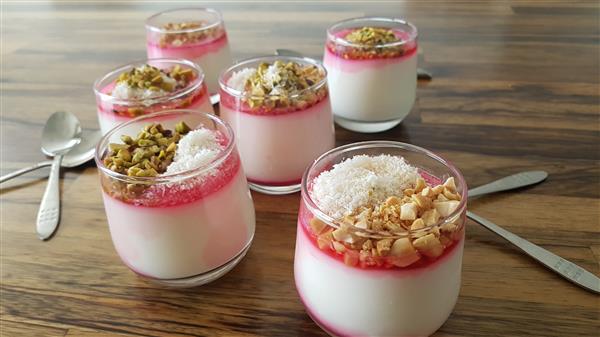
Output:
[94, 58, 213, 134]
[219, 55, 335, 195]
[295, 141, 467, 336]
[324, 17, 418, 133]
[146, 8, 232, 93]
[95, 110, 255, 287]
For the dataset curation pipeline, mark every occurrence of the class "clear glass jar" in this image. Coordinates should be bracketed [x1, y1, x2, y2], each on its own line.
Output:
[324, 17, 418, 133]
[95, 110, 255, 287]
[145, 8, 232, 93]
[219, 55, 335, 195]
[295, 141, 467, 336]
[93, 58, 213, 134]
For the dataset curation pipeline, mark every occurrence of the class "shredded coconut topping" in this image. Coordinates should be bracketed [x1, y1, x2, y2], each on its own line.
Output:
[226, 68, 256, 92]
[310, 154, 419, 219]
[165, 128, 223, 175]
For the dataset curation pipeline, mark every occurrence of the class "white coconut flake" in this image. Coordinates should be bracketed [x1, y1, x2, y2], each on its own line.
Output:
[112, 74, 177, 101]
[310, 154, 419, 219]
[227, 68, 256, 92]
[164, 128, 223, 175]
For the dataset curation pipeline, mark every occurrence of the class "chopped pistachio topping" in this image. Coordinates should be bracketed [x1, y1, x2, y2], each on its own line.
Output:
[345, 27, 399, 45]
[230, 60, 326, 111]
[103, 121, 192, 178]
[158, 21, 222, 47]
[115, 64, 194, 93]
[162, 21, 206, 31]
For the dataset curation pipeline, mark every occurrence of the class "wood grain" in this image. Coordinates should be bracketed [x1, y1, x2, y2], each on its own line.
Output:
[1, 1, 599, 337]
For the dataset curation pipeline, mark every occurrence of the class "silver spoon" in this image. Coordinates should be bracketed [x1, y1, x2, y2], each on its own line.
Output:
[468, 171, 599, 294]
[0, 130, 101, 184]
[36, 111, 82, 240]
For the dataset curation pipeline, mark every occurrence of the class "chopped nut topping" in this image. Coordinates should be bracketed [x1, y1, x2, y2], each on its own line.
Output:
[158, 21, 224, 48]
[307, 176, 464, 269]
[115, 64, 194, 93]
[227, 60, 327, 112]
[103, 121, 191, 177]
[345, 27, 399, 45]
[328, 26, 414, 60]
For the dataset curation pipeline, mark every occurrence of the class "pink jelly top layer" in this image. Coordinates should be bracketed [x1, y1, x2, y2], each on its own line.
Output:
[147, 33, 228, 58]
[219, 87, 329, 116]
[97, 81, 208, 118]
[103, 134, 240, 208]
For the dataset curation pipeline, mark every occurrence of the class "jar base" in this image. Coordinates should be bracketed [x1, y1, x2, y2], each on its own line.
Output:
[334, 115, 404, 133]
[136, 242, 252, 288]
[249, 182, 301, 195]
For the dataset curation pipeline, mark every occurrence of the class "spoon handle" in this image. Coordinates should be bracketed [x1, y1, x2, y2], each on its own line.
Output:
[36, 155, 62, 240]
[466, 211, 600, 294]
[468, 171, 548, 198]
[0, 161, 53, 183]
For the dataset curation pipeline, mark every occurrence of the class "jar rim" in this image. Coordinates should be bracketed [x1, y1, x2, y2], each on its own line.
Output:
[93, 58, 205, 107]
[145, 7, 224, 34]
[327, 16, 418, 49]
[94, 109, 234, 184]
[218, 55, 328, 101]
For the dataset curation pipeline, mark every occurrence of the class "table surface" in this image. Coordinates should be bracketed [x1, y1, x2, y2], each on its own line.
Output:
[1, 1, 599, 336]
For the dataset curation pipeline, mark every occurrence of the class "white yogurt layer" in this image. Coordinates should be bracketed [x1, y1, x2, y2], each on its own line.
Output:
[103, 167, 255, 280]
[220, 98, 335, 184]
[295, 222, 463, 337]
[324, 51, 417, 123]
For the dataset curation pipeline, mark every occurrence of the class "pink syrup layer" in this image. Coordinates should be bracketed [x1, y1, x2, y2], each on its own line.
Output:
[97, 82, 209, 119]
[103, 142, 241, 208]
[219, 89, 329, 117]
[324, 29, 417, 72]
[298, 208, 464, 276]
[147, 33, 228, 59]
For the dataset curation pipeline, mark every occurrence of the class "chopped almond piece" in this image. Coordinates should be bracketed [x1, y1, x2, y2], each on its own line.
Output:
[362, 239, 373, 251]
[415, 177, 427, 193]
[400, 203, 417, 220]
[376, 238, 393, 256]
[436, 193, 449, 202]
[431, 185, 444, 196]
[309, 217, 327, 235]
[421, 187, 432, 197]
[421, 208, 440, 226]
[411, 193, 432, 210]
[410, 218, 425, 231]
[389, 238, 421, 267]
[344, 250, 359, 266]
[443, 187, 460, 201]
[332, 241, 346, 253]
[443, 177, 456, 192]
[439, 235, 452, 248]
[434, 200, 460, 217]
[384, 196, 401, 206]
[355, 209, 370, 229]
[413, 233, 444, 258]
[403, 188, 415, 196]
[317, 230, 333, 250]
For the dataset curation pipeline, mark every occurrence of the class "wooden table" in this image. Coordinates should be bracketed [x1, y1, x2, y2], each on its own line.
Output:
[1, 1, 599, 336]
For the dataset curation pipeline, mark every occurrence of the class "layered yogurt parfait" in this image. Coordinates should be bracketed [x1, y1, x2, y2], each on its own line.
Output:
[324, 17, 418, 133]
[94, 59, 214, 134]
[295, 141, 467, 336]
[95, 110, 255, 287]
[219, 56, 335, 195]
[146, 8, 232, 93]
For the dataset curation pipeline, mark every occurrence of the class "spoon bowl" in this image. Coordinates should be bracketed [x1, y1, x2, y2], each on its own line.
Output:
[41, 111, 82, 156]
